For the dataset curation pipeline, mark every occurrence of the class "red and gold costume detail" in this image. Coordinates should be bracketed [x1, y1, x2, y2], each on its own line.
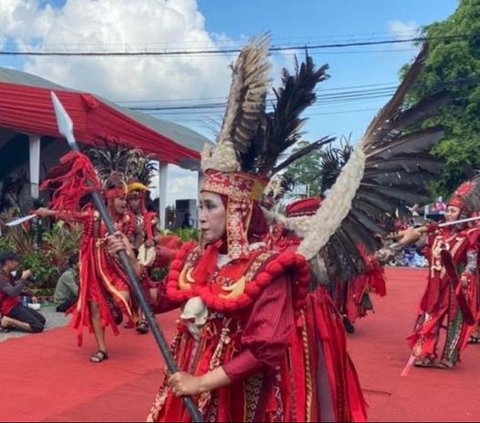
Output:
[266, 198, 368, 422]
[407, 225, 480, 364]
[50, 207, 137, 344]
[148, 240, 357, 422]
[202, 170, 268, 260]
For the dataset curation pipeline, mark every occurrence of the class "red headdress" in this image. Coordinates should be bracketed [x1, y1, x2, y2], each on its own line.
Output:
[103, 172, 128, 201]
[447, 178, 480, 215]
[285, 197, 323, 218]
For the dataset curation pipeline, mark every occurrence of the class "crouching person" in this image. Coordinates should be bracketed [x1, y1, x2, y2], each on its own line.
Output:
[0, 251, 46, 333]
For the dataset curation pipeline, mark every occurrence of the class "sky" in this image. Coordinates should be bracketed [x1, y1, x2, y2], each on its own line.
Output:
[0, 0, 459, 205]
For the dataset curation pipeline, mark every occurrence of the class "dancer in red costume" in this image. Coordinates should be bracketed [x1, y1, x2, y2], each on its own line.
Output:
[126, 181, 159, 334]
[266, 196, 367, 421]
[403, 177, 480, 369]
[144, 35, 367, 422]
[126, 180, 182, 333]
[37, 155, 136, 363]
[127, 181, 159, 251]
[332, 244, 386, 334]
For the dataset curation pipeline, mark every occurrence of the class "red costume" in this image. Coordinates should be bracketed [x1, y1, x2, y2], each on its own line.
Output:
[126, 181, 181, 311]
[40, 151, 137, 345]
[407, 179, 480, 368]
[148, 171, 366, 422]
[267, 197, 367, 421]
[339, 247, 386, 326]
[65, 207, 135, 344]
[148, 35, 367, 422]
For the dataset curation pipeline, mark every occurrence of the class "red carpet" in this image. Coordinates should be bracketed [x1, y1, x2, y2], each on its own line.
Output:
[0, 268, 479, 421]
[0, 311, 178, 422]
[347, 267, 480, 422]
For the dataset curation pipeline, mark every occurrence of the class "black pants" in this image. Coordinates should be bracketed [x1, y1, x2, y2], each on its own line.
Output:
[7, 303, 46, 332]
[55, 297, 77, 313]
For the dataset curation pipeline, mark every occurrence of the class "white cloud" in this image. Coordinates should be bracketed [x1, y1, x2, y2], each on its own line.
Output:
[387, 20, 419, 49]
[1, 0, 232, 103]
[0, 0, 297, 206]
[150, 164, 198, 206]
[0, 0, 229, 204]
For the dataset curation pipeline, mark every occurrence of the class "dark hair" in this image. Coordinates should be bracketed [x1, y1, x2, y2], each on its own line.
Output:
[0, 250, 21, 265]
[68, 252, 79, 267]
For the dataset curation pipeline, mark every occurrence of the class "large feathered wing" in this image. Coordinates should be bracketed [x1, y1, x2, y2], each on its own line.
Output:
[297, 44, 448, 281]
[255, 56, 330, 175]
[203, 34, 272, 173]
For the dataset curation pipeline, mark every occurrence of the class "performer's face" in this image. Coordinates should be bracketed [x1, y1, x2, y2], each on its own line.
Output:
[113, 195, 127, 214]
[445, 205, 461, 222]
[199, 192, 226, 244]
[128, 196, 142, 212]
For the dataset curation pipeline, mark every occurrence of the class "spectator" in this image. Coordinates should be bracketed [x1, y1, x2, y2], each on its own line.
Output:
[0, 177, 21, 215]
[180, 212, 192, 228]
[54, 253, 79, 313]
[0, 250, 46, 333]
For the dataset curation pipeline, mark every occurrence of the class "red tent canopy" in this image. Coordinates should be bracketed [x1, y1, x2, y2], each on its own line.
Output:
[0, 77, 208, 169]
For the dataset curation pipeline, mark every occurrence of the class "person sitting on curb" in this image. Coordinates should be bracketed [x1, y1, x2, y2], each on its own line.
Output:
[0, 250, 46, 333]
[54, 252, 79, 313]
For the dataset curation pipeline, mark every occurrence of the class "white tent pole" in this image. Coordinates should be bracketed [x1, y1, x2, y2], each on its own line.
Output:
[29, 134, 41, 198]
[158, 161, 168, 230]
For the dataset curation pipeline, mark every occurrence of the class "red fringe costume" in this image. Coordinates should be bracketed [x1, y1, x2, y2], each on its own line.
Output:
[40, 151, 137, 345]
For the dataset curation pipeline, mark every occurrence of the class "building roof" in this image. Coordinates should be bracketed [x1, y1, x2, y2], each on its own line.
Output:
[0, 66, 211, 170]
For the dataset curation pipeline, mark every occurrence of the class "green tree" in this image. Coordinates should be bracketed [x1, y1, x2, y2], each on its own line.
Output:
[285, 140, 324, 196]
[404, 0, 480, 197]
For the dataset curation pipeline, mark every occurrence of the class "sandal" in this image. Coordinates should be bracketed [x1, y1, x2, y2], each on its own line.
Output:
[90, 350, 109, 363]
[135, 320, 149, 334]
[413, 357, 436, 368]
[342, 315, 355, 334]
[436, 359, 455, 369]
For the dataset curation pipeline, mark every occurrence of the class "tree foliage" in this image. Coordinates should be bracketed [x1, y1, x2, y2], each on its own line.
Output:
[284, 140, 324, 196]
[404, 0, 480, 197]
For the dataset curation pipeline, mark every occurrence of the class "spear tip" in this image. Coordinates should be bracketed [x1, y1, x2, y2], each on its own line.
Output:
[50, 91, 77, 150]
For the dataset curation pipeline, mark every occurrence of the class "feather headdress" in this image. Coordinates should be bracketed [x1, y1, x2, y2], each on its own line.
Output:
[447, 174, 480, 215]
[200, 35, 331, 259]
[87, 140, 156, 187]
[296, 44, 449, 280]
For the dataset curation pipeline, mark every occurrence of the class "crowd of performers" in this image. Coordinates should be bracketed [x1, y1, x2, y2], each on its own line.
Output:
[18, 36, 480, 422]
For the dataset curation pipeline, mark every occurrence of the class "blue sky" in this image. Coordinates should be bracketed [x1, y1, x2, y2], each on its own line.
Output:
[196, 0, 459, 141]
[0, 0, 460, 203]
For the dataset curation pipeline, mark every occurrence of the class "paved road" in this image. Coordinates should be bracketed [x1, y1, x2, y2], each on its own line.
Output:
[0, 304, 70, 342]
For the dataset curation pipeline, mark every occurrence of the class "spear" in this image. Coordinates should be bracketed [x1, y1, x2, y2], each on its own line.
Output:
[50, 92, 202, 422]
[386, 215, 480, 240]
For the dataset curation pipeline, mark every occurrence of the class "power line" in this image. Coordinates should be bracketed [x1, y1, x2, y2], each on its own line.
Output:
[123, 76, 479, 113]
[0, 33, 476, 57]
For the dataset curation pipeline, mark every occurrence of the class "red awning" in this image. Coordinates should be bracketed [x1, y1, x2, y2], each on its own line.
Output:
[0, 81, 204, 167]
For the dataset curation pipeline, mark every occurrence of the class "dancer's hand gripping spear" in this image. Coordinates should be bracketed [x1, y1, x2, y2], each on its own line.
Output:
[50, 92, 203, 423]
